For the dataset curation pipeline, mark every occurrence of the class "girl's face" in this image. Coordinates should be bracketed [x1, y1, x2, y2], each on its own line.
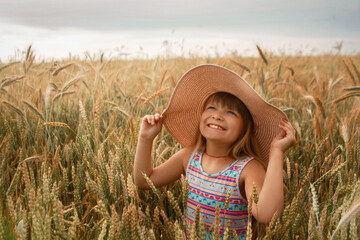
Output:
[199, 100, 244, 145]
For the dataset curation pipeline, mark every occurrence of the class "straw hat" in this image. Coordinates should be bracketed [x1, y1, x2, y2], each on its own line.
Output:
[162, 64, 287, 166]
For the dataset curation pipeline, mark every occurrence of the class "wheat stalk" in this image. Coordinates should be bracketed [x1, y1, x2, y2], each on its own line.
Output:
[44, 122, 75, 135]
[52, 91, 76, 102]
[0, 61, 20, 72]
[230, 59, 251, 73]
[212, 205, 220, 240]
[256, 45, 268, 65]
[23, 101, 44, 121]
[174, 220, 183, 240]
[167, 190, 183, 221]
[189, 221, 197, 240]
[330, 201, 360, 240]
[52, 63, 74, 76]
[113, 107, 129, 118]
[313, 161, 346, 186]
[2, 101, 24, 118]
[79, 100, 94, 137]
[199, 217, 207, 240]
[61, 75, 83, 92]
[141, 172, 159, 199]
[286, 157, 291, 180]
[1, 76, 23, 88]
[160, 208, 174, 238]
[181, 175, 189, 211]
[143, 87, 169, 105]
[310, 183, 323, 240]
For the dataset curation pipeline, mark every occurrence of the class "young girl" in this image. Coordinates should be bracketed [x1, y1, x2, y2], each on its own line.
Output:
[134, 64, 296, 239]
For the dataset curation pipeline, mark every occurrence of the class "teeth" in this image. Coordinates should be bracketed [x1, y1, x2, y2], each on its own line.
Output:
[209, 124, 224, 130]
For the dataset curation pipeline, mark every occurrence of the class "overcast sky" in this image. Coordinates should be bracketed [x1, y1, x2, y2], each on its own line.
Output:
[0, 0, 359, 60]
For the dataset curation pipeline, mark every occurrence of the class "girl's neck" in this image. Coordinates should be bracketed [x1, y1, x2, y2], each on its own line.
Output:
[205, 141, 231, 159]
[202, 145, 236, 175]
[205, 151, 228, 158]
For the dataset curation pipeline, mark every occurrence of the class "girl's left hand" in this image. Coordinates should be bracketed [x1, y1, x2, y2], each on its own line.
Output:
[271, 118, 297, 153]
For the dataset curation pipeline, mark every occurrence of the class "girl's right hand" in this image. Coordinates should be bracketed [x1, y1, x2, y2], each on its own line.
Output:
[139, 113, 164, 140]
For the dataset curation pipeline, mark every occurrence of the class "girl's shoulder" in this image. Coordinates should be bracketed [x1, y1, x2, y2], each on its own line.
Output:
[238, 158, 266, 201]
[173, 145, 197, 171]
[239, 158, 266, 181]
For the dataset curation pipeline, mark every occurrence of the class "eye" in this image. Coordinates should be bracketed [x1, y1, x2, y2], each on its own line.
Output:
[207, 106, 216, 110]
[228, 111, 237, 116]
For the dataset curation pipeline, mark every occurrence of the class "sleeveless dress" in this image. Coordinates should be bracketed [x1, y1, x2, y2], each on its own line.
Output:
[185, 151, 253, 240]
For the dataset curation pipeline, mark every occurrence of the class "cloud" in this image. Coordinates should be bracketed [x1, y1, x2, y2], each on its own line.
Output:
[1, 0, 358, 31]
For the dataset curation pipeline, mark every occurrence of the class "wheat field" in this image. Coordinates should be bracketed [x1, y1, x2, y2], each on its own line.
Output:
[0, 46, 359, 239]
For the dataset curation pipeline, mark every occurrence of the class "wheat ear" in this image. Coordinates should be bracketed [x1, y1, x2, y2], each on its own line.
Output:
[44, 122, 75, 135]
[143, 87, 169, 105]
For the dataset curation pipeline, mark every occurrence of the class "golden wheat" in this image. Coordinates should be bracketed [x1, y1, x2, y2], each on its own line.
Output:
[143, 87, 170, 105]
[0, 49, 359, 239]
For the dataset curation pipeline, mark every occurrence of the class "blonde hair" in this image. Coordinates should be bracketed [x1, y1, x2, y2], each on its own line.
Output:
[196, 92, 261, 161]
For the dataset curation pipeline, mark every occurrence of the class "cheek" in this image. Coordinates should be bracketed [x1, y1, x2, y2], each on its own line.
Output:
[199, 121, 207, 135]
[199, 113, 208, 127]
[233, 121, 244, 137]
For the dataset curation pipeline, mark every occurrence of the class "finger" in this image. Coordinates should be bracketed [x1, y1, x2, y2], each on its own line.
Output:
[280, 118, 291, 127]
[154, 113, 160, 121]
[154, 115, 163, 125]
[281, 128, 296, 145]
[279, 120, 295, 133]
[279, 123, 293, 133]
[278, 128, 287, 138]
[279, 123, 294, 133]
[281, 117, 288, 123]
[148, 115, 155, 125]
[286, 124, 296, 136]
[143, 115, 151, 124]
[278, 125, 295, 138]
[152, 115, 157, 125]
[281, 119, 295, 130]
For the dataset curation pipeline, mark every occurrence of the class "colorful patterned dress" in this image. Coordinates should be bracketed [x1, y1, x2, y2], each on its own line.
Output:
[185, 151, 253, 240]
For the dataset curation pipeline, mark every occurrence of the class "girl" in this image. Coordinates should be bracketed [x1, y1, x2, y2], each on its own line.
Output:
[134, 64, 296, 239]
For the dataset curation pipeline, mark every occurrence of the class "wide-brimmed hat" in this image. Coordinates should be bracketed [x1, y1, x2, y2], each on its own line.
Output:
[162, 64, 287, 166]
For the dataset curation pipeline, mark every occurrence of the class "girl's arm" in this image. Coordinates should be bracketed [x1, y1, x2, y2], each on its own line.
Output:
[243, 118, 296, 224]
[133, 114, 193, 190]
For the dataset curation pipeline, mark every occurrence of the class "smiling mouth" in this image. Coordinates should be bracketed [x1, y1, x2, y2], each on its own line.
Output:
[208, 124, 225, 130]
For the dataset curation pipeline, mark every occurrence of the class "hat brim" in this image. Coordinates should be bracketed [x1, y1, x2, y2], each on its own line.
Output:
[162, 64, 287, 166]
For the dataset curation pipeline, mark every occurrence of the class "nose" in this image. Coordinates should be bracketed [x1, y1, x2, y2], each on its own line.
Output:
[212, 112, 223, 121]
